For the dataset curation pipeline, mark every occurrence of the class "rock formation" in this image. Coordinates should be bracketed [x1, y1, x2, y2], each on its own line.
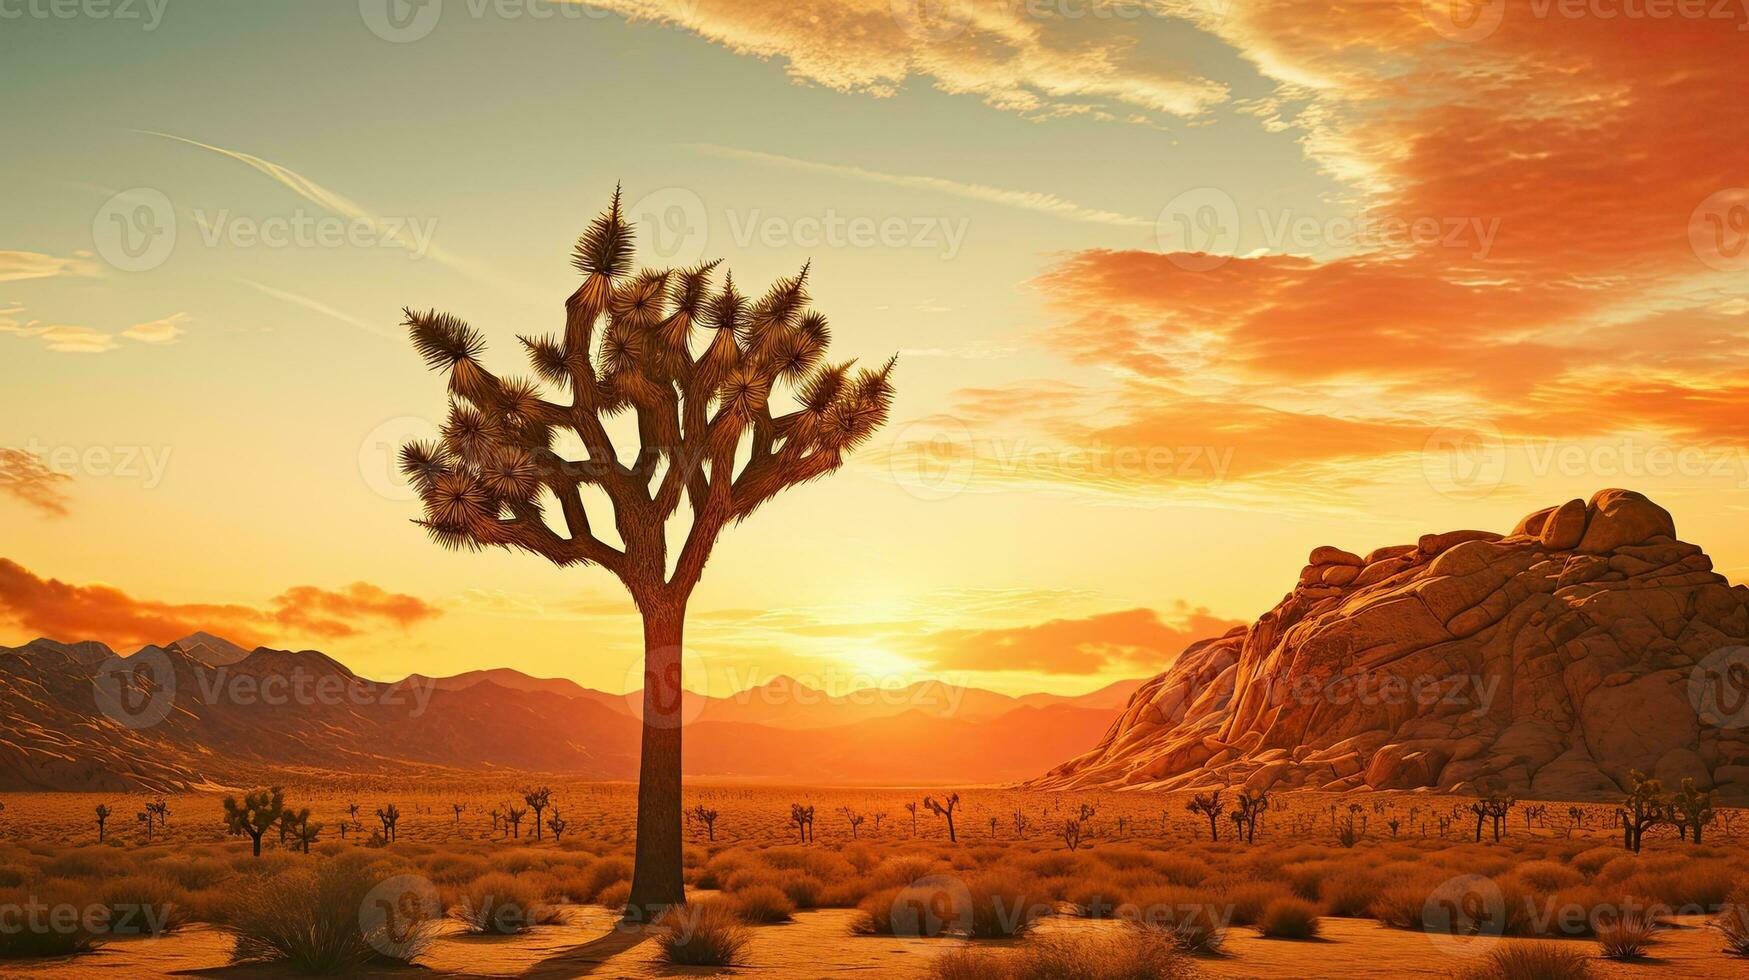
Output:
[1034, 489, 1749, 801]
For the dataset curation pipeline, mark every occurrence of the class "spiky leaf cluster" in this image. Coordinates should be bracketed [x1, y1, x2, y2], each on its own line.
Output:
[399, 189, 897, 599]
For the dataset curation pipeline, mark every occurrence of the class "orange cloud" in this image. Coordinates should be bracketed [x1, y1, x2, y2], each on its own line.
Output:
[0, 558, 442, 652]
[0, 449, 73, 518]
[917, 605, 1244, 675]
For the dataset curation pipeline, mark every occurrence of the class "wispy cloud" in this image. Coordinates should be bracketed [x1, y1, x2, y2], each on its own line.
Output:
[145, 131, 508, 286]
[242, 279, 396, 339]
[694, 144, 1153, 229]
[0, 306, 189, 354]
[0, 250, 101, 283]
[0, 449, 73, 517]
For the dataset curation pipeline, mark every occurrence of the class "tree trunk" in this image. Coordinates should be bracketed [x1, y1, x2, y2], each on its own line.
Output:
[627, 602, 687, 916]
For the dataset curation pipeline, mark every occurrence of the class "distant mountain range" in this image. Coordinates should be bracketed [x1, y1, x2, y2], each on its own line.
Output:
[0, 633, 1140, 793]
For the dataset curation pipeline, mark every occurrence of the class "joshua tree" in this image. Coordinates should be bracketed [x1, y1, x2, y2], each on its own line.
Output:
[490, 806, 503, 833]
[905, 801, 918, 836]
[377, 803, 401, 843]
[790, 804, 815, 843]
[453, 802, 465, 825]
[523, 786, 552, 841]
[1014, 809, 1030, 838]
[548, 807, 568, 843]
[95, 804, 110, 842]
[283, 807, 323, 854]
[924, 793, 961, 843]
[223, 787, 285, 857]
[396, 190, 895, 911]
[873, 812, 886, 833]
[1232, 790, 1269, 844]
[506, 805, 527, 839]
[1470, 793, 1514, 843]
[689, 805, 718, 841]
[145, 799, 169, 831]
[1187, 791, 1225, 842]
[1672, 779, 1715, 844]
[1061, 818, 1083, 851]
[843, 807, 866, 840]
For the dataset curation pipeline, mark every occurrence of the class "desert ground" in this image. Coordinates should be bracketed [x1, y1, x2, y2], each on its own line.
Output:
[0, 782, 1746, 978]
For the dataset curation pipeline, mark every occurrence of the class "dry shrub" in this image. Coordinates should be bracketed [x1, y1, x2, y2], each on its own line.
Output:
[1512, 861, 1584, 894]
[1223, 881, 1291, 927]
[423, 853, 492, 886]
[595, 880, 631, 912]
[41, 851, 110, 880]
[732, 884, 795, 924]
[450, 872, 565, 934]
[1621, 862, 1734, 910]
[1124, 886, 1225, 955]
[1022, 852, 1081, 880]
[852, 887, 907, 935]
[0, 865, 30, 888]
[1321, 869, 1385, 917]
[1257, 897, 1321, 939]
[1570, 847, 1617, 877]
[1713, 893, 1749, 955]
[928, 928, 1193, 980]
[1594, 909, 1655, 959]
[1069, 876, 1128, 919]
[1154, 855, 1213, 887]
[0, 882, 106, 960]
[228, 854, 439, 972]
[1281, 861, 1329, 901]
[1455, 942, 1594, 980]
[582, 856, 632, 901]
[97, 873, 191, 934]
[1095, 847, 1162, 872]
[964, 872, 1048, 939]
[655, 901, 752, 967]
[776, 872, 825, 909]
[154, 855, 231, 890]
[873, 855, 949, 888]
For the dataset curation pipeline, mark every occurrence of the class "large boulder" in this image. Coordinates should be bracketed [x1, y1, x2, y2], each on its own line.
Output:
[1032, 491, 1749, 803]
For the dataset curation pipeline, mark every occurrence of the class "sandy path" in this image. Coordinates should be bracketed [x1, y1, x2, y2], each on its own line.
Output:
[4, 912, 1744, 978]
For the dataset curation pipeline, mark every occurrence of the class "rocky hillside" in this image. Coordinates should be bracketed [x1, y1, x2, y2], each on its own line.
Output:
[1034, 490, 1749, 802]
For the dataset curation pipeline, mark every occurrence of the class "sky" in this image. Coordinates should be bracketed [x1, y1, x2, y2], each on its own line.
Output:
[2, 0, 1747, 699]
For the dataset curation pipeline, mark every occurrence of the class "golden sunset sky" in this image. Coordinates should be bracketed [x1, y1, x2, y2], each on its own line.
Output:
[2, 1, 1747, 697]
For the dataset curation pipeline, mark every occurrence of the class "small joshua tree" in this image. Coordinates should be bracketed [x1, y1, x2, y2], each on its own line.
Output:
[924, 793, 960, 843]
[690, 805, 718, 841]
[223, 787, 286, 857]
[1673, 779, 1715, 844]
[523, 786, 552, 841]
[548, 807, 568, 843]
[873, 812, 886, 833]
[145, 799, 169, 831]
[283, 807, 323, 853]
[95, 804, 110, 843]
[843, 807, 866, 840]
[1014, 809, 1030, 839]
[1187, 791, 1225, 842]
[1062, 818, 1083, 851]
[377, 803, 402, 843]
[453, 802, 465, 825]
[396, 190, 896, 911]
[790, 804, 815, 843]
[506, 805, 527, 839]
[1232, 790, 1269, 844]
[905, 801, 918, 836]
